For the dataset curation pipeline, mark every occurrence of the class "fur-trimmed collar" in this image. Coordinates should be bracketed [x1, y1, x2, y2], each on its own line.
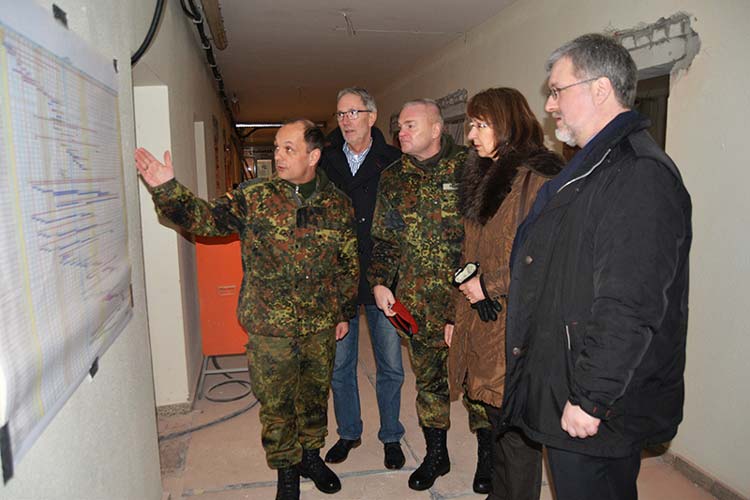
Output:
[458, 148, 564, 225]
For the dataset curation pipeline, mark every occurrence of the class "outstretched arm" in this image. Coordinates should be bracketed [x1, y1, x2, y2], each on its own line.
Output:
[134, 148, 245, 236]
[135, 148, 175, 187]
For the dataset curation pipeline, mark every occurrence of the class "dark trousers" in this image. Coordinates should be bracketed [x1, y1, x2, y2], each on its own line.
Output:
[546, 446, 641, 500]
[485, 405, 543, 500]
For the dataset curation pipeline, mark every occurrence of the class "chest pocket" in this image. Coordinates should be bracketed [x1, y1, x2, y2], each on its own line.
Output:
[300, 206, 349, 270]
[384, 207, 407, 231]
[247, 224, 291, 291]
[296, 206, 326, 228]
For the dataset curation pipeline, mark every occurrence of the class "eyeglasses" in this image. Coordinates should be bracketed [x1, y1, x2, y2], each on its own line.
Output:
[547, 77, 599, 100]
[334, 109, 371, 121]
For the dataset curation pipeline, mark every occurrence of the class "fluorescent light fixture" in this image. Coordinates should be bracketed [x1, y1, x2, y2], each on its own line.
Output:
[236, 121, 327, 129]
[236, 123, 283, 128]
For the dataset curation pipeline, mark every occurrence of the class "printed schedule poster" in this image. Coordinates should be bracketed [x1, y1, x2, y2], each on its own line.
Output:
[0, 0, 132, 480]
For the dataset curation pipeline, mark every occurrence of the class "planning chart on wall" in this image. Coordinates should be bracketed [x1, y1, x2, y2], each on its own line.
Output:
[0, 0, 132, 481]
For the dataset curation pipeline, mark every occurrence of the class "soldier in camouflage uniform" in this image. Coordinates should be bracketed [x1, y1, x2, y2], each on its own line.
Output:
[368, 100, 489, 491]
[135, 119, 358, 500]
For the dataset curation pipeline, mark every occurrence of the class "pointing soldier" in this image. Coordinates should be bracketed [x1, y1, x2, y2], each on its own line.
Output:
[135, 119, 358, 500]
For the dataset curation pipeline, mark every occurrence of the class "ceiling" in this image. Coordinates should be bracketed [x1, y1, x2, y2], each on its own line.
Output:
[210, 0, 516, 144]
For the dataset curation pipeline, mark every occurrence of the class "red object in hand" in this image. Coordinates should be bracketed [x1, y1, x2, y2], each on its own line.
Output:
[388, 300, 418, 336]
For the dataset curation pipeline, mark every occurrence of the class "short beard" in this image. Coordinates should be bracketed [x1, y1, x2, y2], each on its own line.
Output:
[555, 125, 578, 147]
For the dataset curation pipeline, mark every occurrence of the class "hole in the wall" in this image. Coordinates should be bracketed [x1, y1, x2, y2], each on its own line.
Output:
[614, 13, 701, 82]
[612, 13, 701, 150]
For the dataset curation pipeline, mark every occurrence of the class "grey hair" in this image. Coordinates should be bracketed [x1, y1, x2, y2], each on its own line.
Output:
[401, 98, 444, 125]
[337, 87, 377, 112]
[546, 33, 638, 108]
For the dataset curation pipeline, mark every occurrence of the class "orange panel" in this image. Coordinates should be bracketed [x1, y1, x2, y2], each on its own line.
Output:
[195, 235, 247, 356]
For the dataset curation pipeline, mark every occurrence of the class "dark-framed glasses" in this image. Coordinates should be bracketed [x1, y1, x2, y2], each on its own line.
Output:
[335, 109, 371, 120]
[547, 77, 599, 100]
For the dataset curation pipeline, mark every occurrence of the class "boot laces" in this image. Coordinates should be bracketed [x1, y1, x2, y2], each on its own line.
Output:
[302, 451, 327, 475]
[278, 468, 298, 495]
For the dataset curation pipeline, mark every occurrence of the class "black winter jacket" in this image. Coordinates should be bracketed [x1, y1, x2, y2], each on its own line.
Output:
[501, 115, 692, 457]
[321, 126, 401, 304]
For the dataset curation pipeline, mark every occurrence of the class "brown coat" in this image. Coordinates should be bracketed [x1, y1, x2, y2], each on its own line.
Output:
[449, 149, 563, 407]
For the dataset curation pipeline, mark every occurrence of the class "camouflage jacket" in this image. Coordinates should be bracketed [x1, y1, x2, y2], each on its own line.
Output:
[151, 170, 358, 338]
[369, 135, 467, 345]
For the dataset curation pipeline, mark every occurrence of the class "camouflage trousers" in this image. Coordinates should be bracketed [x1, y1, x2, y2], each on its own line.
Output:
[464, 393, 491, 433]
[407, 336, 488, 431]
[247, 331, 335, 469]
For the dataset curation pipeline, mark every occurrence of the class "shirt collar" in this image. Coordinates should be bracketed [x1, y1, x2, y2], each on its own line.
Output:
[343, 137, 372, 159]
[343, 137, 372, 175]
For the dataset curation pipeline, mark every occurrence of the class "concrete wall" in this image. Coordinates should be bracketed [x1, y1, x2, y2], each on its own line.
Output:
[0, 1, 163, 498]
[131, 0, 234, 407]
[376, 0, 750, 496]
[135, 86, 191, 407]
[0, 0, 233, 497]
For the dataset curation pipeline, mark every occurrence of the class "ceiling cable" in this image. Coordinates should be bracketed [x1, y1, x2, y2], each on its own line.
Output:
[180, 0, 200, 22]
[131, 0, 166, 66]
[180, 0, 236, 132]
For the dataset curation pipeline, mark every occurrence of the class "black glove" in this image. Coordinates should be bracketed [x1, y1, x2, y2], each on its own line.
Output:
[471, 298, 503, 322]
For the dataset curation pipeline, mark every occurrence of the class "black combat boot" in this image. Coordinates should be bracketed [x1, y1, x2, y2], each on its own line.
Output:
[299, 448, 341, 494]
[275, 465, 300, 500]
[408, 427, 450, 490]
[472, 427, 492, 494]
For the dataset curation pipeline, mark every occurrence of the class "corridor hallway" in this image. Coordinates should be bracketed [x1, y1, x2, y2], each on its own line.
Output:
[158, 312, 717, 500]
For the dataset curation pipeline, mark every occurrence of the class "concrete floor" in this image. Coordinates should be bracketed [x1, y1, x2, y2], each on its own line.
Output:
[159, 314, 717, 500]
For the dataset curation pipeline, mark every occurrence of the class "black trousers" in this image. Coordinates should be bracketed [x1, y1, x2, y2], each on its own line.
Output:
[546, 446, 641, 500]
[485, 404, 543, 500]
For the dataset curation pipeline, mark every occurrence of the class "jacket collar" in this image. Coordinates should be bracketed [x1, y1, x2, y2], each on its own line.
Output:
[325, 126, 393, 181]
[459, 148, 564, 225]
[403, 134, 462, 175]
[568, 111, 649, 179]
[274, 169, 330, 202]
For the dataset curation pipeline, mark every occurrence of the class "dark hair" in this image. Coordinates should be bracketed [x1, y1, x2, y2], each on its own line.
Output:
[284, 118, 325, 154]
[466, 87, 544, 158]
[546, 33, 637, 108]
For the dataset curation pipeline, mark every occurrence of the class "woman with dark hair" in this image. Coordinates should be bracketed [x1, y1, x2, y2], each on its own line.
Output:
[446, 87, 563, 499]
